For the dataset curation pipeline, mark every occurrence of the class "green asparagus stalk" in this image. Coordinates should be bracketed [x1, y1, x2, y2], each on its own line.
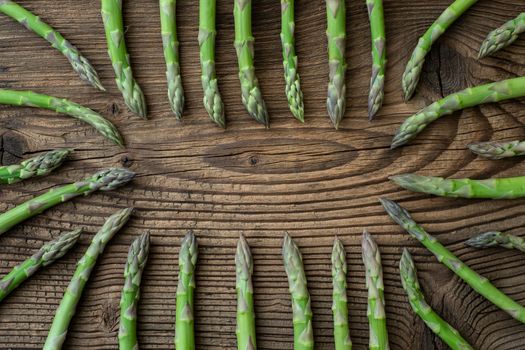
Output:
[0, 148, 72, 185]
[43, 208, 134, 350]
[281, 0, 304, 123]
[282, 233, 314, 350]
[401, 0, 478, 101]
[119, 232, 150, 350]
[0, 0, 104, 91]
[326, 0, 346, 129]
[0, 89, 123, 146]
[380, 197, 525, 324]
[468, 140, 525, 159]
[234, 0, 269, 126]
[236, 234, 257, 350]
[0, 168, 134, 235]
[160, 0, 185, 119]
[0, 228, 81, 303]
[362, 230, 389, 350]
[466, 231, 525, 253]
[175, 231, 198, 350]
[392, 76, 525, 149]
[479, 13, 525, 58]
[366, 0, 386, 120]
[399, 249, 474, 350]
[331, 238, 352, 350]
[101, 0, 147, 118]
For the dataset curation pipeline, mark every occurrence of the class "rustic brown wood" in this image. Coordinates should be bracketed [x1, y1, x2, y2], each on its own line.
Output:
[1, 0, 525, 349]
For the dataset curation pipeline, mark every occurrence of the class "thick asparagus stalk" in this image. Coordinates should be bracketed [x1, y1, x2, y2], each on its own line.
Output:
[332, 238, 352, 350]
[466, 231, 525, 253]
[479, 13, 525, 58]
[468, 140, 525, 159]
[0, 229, 81, 303]
[366, 0, 386, 120]
[380, 198, 525, 324]
[119, 232, 150, 350]
[392, 76, 525, 149]
[101, 0, 147, 118]
[0, 168, 134, 235]
[43, 208, 134, 350]
[236, 234, 257, 350]
[175, 231, 198, 350]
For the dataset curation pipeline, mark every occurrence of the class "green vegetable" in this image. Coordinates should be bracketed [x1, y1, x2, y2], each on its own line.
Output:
[43, 208, 133, 350]
[234, 0, 269, 126]
[160, 0, 185, 119]
[101, 0, 147, 118]
[392, 76, 525, 149]
[468, 140, 525, 159]
[0, 89, 123, 146]
[236, 234, 256, 350]
[400, 249, 474, 350]
[175, 231, 198, 350]
[282, 233, 314, 350]
[119, 232, 150, 350]
[281, 0, 304, 123]
[0, 148, 72, 185]
[466, 231, 525, 253]
[331, 238, 352, 350]
[401, 0, 478, 101]
[0, 228, 81, 303]
[0, 168, 134, 235]
[479, 13, 525, 58]
[326, 0, 346, 129]
[380, 198, 525, 324]
[362, 230, 389, 350]
[366, 0, 386, 120]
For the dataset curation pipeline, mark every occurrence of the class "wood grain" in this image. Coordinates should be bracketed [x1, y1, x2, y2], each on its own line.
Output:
[1, 0, 525, 349]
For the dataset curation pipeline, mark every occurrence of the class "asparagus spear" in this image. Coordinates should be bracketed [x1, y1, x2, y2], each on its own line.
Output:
[43, 208, 133, 350]
[399, 249, 474, 350]
[234, 0, 269, 126]
[175, 231, 198, 350]
[332, 238, 352, 350]
[401, 0, 478, 101]
[362, 230, 389, 350]
[0, 0, 104, 91]
[119, 232, 150, 350]
[468, 140, 525, 159]
[282, 233, 314, 350]
[0, 168, 134, 235]
[281, 0, 304, 123]
[0, 89, 123, 146]
[236, 234, 257, 350]
[380, 198, 525, 324]
[0, 229, 81, 303]
[326, 0, 346, 129]
[479, 13, 525, 58]
[392, 76, 525, 149]
[199, 0, 225, 127]
[366, 0, 386, 120]
[101, 0, 147, 118]
[0, 148, 72, 185]
[466, 231, 525, 253]
[160, 0, 185, 119]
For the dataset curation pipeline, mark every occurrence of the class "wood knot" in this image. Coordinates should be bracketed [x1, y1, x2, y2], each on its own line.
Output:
[249, 156, 258, 166]
[120, 154, 133, 168]
[108, 102, 120, 116]
[100, 299, 120, 332]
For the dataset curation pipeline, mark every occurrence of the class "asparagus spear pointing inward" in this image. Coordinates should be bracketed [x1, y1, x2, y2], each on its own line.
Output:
[236, 234, 257, 350]
[332, 238, 352, 350]
[466, 231, 525, 253]
[366, 0, 386, 120]
[468, 140, 525, 160]
[479, 13, 525, 58]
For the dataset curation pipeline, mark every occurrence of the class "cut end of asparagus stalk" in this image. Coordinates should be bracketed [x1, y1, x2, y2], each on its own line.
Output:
[19, 148, 73, 180]
[465, 231, 504, 249]
[40, 228, 82, 267]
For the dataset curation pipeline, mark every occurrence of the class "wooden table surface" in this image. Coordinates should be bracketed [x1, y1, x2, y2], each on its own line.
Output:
[1, 0, 525, 349]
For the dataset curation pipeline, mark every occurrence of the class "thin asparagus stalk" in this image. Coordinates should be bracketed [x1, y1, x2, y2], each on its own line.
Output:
[0, 229, 81, 303]
[326, 0, 346, 129]
[366, 0, 386, 120]
[479, 13, 525, 58]
[362, 230, 389, 350]
[281, 0, 304, 123]
[392, 76, 525, 149]
[332, 238, 352, 350]
[236, 234, 257, 350]
[0, 0, 104, 90]
[282, 233, 314, 350]
[175, 231, 198, 350]
[43, 208, 134, 350]
[119, 232, 150, 350]
[101, 0, 147, 118]
[466, 231, 525, 253]
[399, 249, 474, 350]
[401, 0, 478, 101]
[468, 140, 525, 159]
[380, 198, 525, 324]
[0, 168, 134, 235]
[234, 0, 269, 126]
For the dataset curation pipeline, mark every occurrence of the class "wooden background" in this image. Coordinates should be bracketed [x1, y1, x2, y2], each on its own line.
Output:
[1, 0, 525, 349]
